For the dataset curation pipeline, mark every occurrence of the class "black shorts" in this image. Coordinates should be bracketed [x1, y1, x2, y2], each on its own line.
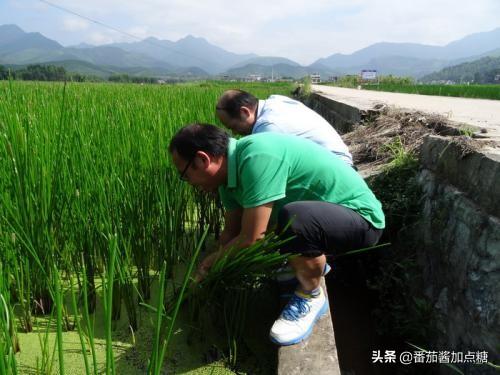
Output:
[276, 201, 383, 258]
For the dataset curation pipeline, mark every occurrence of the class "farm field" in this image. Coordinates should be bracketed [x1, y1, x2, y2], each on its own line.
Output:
[0, 80, 294, 374]
[361, 83, 500, 100]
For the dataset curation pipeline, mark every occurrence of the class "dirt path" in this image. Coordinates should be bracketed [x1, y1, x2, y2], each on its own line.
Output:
[312, 85, 500, 141]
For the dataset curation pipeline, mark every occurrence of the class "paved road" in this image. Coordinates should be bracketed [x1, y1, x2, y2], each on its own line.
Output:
[312, 85, 500, 140]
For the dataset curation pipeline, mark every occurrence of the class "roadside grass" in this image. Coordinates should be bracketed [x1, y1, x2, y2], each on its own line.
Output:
[362, 83, 500, 100]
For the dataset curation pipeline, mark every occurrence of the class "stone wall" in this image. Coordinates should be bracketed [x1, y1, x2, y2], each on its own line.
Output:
[305, 92, 500, 374]
[417, 135, 500, 374]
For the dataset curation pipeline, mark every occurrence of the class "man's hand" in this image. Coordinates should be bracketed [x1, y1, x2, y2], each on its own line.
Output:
[194, 250, 222, 282]
[193, 203, 273, 282]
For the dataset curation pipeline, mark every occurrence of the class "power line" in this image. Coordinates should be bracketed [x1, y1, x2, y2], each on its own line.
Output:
[37, 0, 211, 66]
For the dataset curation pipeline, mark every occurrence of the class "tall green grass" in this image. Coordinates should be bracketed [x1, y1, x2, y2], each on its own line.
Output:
[0, 80, 295, 373]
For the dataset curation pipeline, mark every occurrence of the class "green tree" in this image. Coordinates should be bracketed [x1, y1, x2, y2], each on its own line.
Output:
[0, 65, 11, 80]
[17, 64, 67, 81]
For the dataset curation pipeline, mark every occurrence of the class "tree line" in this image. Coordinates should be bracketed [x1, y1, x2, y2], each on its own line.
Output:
[421, 56, 500, 84]
[0, 64, 168, 83]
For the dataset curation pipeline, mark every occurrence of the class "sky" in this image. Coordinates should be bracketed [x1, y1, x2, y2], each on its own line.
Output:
[1, 0, 500, 65]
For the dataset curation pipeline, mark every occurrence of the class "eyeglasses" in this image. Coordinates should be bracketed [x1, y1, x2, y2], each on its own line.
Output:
[179, 156, 195, 181]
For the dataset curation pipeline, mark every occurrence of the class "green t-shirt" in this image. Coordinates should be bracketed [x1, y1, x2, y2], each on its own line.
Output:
[218, 133, 385, 229]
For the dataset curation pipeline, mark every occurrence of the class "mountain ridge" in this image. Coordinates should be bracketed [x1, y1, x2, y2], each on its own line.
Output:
[2, 24, 500, 79]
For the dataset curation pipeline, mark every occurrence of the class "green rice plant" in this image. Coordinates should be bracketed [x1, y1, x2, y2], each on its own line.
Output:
[199, 233, 291, 288]
[186, 233, 291, 364]
[101, 234, 119, 375]
[35, 312, 57, 375]
[148, 228, 208, 375]
[0, 80, 296, 373]
[0, 82, 73, 327]
[193, 191, 224, 244]
[363, 83, 500, 100]
[69, 276, 92, 375]
[0, 262, 19, 375]
[148, 261, 169, 375]
[52, 265, 65, 375]
[79, 256, 98, 375]
[223, 288, 249, 367]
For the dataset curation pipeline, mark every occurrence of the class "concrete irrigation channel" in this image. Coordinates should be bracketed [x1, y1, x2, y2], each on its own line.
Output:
[277, 86, 500, 375]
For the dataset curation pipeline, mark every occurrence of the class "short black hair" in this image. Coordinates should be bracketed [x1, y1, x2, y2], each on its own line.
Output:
[216, 89, 258, 119]
[169, 123, 229, 160]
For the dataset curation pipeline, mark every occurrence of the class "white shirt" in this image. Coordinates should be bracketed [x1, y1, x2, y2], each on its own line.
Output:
[252, 95, 353, 165]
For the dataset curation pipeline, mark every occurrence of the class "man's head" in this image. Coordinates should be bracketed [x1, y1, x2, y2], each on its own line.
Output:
[216, 90, 258, 135]
[169, 123, 229, 193]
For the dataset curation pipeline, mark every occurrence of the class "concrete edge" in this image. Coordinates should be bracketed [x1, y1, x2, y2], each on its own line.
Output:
[277, 278, 341, 375]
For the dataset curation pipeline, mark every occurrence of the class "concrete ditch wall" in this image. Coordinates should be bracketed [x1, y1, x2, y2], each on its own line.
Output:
[417, 136, 500, 374]
[305, 92, 500, 374]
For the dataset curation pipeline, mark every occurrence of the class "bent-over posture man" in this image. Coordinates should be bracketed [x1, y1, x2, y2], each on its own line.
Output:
[169, 124, 384, 346]
[216, 89, 353, 166]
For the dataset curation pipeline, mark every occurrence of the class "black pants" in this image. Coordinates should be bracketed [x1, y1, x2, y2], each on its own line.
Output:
[277, 201, 383, 258]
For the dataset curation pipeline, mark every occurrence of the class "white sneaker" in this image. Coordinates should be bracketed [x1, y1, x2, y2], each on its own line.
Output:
[270, 288, 329, 345]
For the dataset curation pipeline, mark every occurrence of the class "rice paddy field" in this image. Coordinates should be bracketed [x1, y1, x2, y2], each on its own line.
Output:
[0, 80, 294, 374]
[362, 83, 500, 100]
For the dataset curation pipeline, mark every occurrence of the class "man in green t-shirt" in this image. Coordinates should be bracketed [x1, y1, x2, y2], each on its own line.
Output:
[169, 123, 385, 346]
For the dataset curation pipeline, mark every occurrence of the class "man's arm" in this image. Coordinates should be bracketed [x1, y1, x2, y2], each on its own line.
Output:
[196, 203, 273, 280]
[219, 208, 243, 247]
[222, 202, 273, 251]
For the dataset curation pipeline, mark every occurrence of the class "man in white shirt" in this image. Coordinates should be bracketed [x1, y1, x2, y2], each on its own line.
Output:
[216, 89, 353, 166]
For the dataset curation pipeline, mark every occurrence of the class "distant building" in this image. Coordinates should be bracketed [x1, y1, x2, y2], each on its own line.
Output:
[310, 73, 321, 84]
[430, 80, 456, 85]
[327, 76, 338, 83]
[246, 74, 262, 82]
[360, 70, 377, 82]
[495, 74, 500, 82]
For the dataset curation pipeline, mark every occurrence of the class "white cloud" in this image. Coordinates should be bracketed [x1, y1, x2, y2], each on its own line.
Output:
[127, 26, 149, 39]
[3, 0, 500, 64]
[88, 31, 115, 45]
[62, 17, 89, 31]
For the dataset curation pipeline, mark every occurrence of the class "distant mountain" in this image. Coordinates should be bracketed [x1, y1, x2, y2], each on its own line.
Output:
[69, 42, 95, 49]
[0, 25, 209, 77]
[314, 43, 440, 69]
[2, 23, 500, 79]
[443, 28, 500, 60]
[35, 60, 115, 77]
[0, 24, 27, 45]
[108, 35, 257, 74]
[224, 63, 336, 79]
[421, 56, 500, 83]
[64, 46, 173, 69]
[225, 63, 306, 78]
[228, 56, 301, 69]
[313, 27, 500, 77]
[3, 59, 209, 79]
[311, 55, 448, 78]
[478, 47, 500, 58]
[0, 24, 62, 53]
